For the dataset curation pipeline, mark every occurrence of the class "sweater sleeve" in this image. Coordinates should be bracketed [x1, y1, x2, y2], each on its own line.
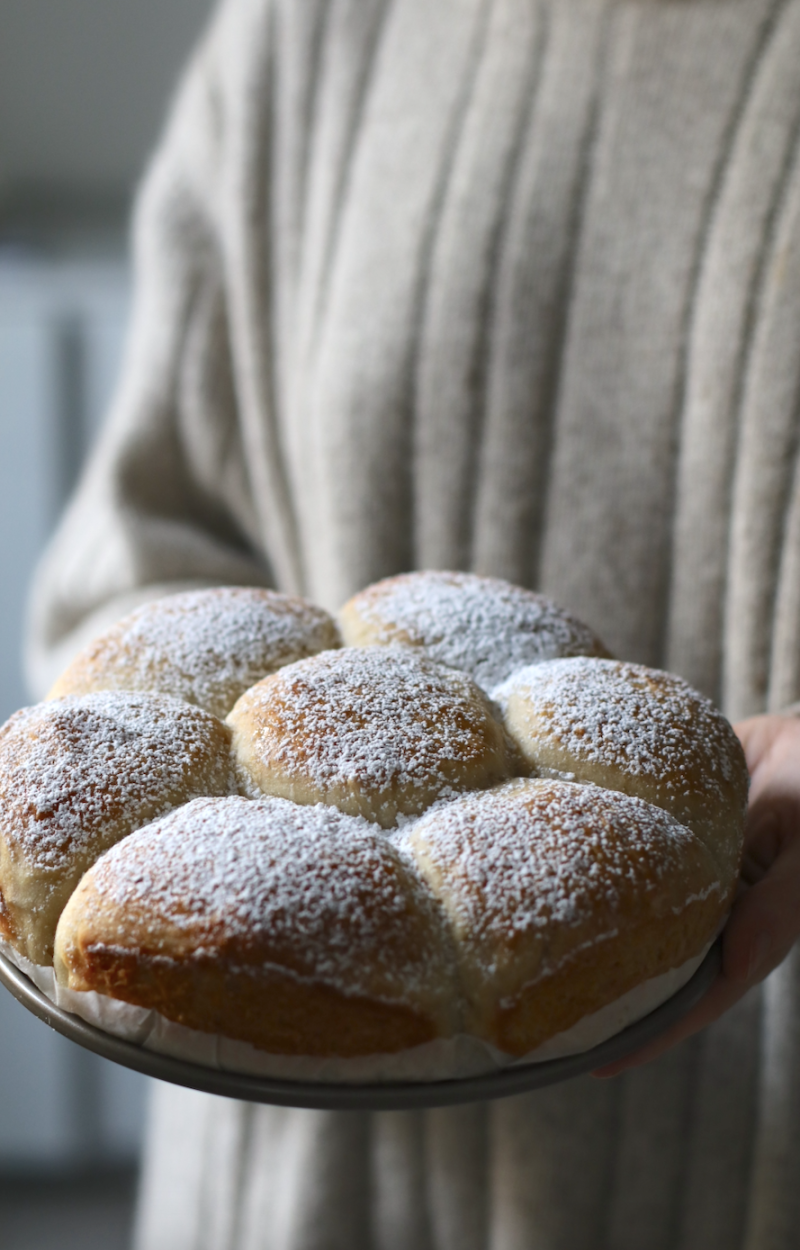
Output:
[25, 0, 275, 699]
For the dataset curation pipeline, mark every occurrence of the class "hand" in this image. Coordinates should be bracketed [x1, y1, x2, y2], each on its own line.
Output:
[593, 712, 800, 1078]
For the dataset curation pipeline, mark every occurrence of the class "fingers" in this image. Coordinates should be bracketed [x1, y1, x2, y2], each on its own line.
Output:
[723, 825, 800, 982]
[737, 715, 800, 803]
[740, 811, 784, 885]
[734, 713, 787, 777]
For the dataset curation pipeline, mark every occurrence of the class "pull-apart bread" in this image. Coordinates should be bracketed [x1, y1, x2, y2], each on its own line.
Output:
[0, 574, 748, 1068]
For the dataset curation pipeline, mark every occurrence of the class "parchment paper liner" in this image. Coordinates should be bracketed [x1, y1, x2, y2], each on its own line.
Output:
[0, 939, 709, 1084]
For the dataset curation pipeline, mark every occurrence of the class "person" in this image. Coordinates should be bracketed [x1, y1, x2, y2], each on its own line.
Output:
[26, 0, 800, 1244]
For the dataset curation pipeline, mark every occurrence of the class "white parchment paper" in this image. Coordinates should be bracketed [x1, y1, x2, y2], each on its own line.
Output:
[0, 939, 709, 1083]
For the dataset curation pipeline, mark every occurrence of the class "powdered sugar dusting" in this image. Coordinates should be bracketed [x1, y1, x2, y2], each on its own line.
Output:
[4, 579, 739, 1061]
[82, 795, 448, 1003]
[343, 572, 605, 689]
[231, 647, 508, 820]
[0, 692, 235, 871]
[53, 588, 340, 718]
[493, 658, 743, 796]
[402, 780, 721, 963]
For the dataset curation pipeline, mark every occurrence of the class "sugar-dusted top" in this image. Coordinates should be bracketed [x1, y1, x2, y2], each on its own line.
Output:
[82, 795, 448, 1002]
[0, 691, 234, 871]
[493, 657, 745, 796]
[230, 646, 508, 800]
[49, 587, 341, 718]
[340, 571, 606, 689]
[402, 779, 722, 957]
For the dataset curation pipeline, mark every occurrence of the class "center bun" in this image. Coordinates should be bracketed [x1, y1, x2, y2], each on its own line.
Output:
[226, 647, 513, 827]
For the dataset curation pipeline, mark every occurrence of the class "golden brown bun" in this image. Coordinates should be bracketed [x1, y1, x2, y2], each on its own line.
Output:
[8, 577, 746, 1063]
[0, 693, 236, 965]
[493, 658, 748, 885]
[48, 587, 341, 719]
[402, 779, 730, 1055]
[339, 571, 610, 690]
[54, 796, 460, 1056]
[227, 647, 513, 827]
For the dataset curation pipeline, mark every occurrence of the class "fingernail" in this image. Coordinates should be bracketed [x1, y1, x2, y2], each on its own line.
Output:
[747, 932, 772, 980]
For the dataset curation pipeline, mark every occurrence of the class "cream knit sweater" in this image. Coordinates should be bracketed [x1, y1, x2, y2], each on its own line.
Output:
[27, 0, 800, 1245]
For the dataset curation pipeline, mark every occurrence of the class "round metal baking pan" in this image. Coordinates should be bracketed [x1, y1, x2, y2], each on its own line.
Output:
[0, 943, 721, 1110]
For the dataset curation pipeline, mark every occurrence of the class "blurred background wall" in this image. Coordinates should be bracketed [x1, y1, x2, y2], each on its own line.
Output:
[0, 0, 214, 240]
[0, 0, 213, 1200]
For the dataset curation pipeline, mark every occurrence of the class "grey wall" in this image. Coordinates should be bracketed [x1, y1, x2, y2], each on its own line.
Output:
[0, 0, 214, 219]
[0, 0, 216, 1166]
[0, 0, 217, 1170]
[0, 256, 131, 720]
[0, 254, 150, 1165]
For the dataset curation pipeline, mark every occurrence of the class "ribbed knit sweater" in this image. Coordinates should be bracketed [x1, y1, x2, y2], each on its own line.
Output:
[27, 0, 800, 1245]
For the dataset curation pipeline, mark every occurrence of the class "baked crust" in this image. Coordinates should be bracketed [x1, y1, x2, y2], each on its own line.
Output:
[227, 647, 513, 827]
[402, 779, 731, 1055]
[48, 587, 341, 719]
[54, 796, 461, 1055]
[493, 658, 748, 884]
[0, 692, 236, 964]
[7, 579, 747, 1062]
[339, 571, 610, 690]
